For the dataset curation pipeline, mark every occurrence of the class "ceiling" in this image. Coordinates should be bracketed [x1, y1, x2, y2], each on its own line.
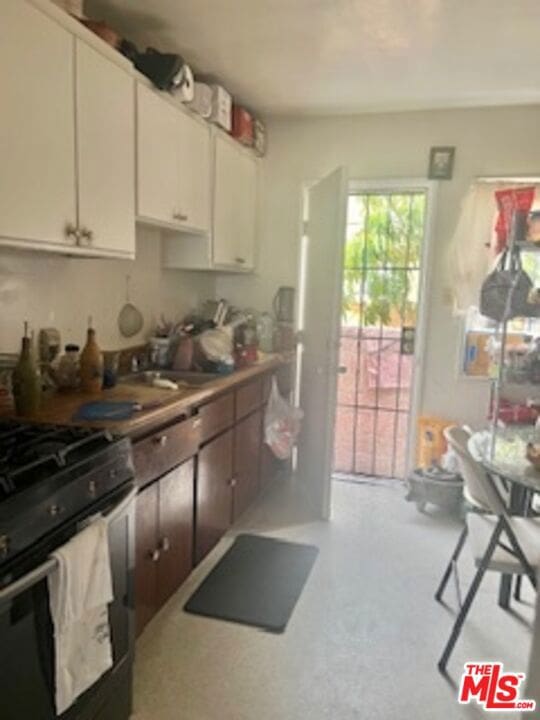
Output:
[85, 0, 540, 116]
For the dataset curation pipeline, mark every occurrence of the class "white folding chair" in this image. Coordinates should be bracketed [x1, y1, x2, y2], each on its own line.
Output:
[436, 426, 539, 673]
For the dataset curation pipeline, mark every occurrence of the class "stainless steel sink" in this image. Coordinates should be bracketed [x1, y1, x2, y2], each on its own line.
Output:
[120, 370, 221, 388]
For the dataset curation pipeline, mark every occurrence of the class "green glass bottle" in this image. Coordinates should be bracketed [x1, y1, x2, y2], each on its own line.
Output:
[12, 322, 42, 416]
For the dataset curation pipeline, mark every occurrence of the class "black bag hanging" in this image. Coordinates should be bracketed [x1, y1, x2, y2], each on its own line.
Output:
[480, 249, 533, 322]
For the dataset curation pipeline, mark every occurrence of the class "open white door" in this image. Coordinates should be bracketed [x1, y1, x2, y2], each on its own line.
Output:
[296, 167, 348, 519]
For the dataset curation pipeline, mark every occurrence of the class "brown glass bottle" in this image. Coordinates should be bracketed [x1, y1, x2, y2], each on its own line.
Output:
[12, 334, 42, 416]
[80, 328, 103, 393]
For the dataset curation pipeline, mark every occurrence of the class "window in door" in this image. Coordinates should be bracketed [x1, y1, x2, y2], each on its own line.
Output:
[333, 190, 427, 479]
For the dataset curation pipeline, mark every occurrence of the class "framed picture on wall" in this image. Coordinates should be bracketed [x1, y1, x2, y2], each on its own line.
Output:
[428, 146, 455, 180]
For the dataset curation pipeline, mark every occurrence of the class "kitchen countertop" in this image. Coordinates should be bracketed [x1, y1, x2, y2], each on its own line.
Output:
[1, 354, 293, 439]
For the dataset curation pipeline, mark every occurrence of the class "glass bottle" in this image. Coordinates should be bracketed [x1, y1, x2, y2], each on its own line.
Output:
[12, 322, 41, 415]
[80, 325, 103, 393]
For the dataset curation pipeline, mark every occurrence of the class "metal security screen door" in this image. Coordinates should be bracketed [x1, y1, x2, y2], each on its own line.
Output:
[333, 189, 427, 479]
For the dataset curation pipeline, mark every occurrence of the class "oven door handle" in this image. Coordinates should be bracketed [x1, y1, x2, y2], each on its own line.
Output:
[0, 485, 137, 604]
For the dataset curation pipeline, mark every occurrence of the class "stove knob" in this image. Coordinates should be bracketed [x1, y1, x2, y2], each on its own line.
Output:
[0, 535, 9, 558]
[48, 504, 63, 517]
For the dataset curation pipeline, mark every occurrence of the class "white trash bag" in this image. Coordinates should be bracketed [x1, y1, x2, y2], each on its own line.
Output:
[264, 378, 303, 460]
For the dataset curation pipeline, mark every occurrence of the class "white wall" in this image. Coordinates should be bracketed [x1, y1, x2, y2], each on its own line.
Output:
[217, 105, 540, 427]
[0, 227, 215, 353]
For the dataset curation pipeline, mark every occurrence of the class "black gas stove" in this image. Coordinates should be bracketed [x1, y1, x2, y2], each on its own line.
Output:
[0, 420, 133, 569]
[0, 420, 136, 720]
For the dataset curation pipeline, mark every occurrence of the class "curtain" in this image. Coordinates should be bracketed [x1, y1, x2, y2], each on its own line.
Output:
[448, 182, 540, 314]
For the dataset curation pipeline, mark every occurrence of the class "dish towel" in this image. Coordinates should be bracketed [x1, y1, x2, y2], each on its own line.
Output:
[47, 517, 114, 716]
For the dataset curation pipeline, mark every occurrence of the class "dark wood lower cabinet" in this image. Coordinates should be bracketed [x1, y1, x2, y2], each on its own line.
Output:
[134, 367, 294, 632]
[135, 459, 195, 636]
[195, 429, 234, 564]
[233, 410, 262, 521]
[157, 460, 194, 608]
[135, 481, 159, 637]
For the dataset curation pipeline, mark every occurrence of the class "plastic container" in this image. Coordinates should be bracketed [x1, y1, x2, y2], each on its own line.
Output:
[187, 82, 213, 119]
[416, 416, 453, 468]
[406, 467, 463, 513]
[232, 106, 254, 146]
[209, 85, 232, 131]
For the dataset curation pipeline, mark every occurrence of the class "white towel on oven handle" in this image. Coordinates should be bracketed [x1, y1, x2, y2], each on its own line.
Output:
[48, 516, 114, 716]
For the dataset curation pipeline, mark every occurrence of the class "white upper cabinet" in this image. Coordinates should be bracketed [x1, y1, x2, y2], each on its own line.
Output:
[177, 110, 211, 234]
[137, 84, 180, 228]
[137, 83, 211, 235]
[163, 131, 259, 272]
[76, 40, 135, 256]
[0, 0, 135, 258]
[0, 0, 77, 249]
[212, 134, 257, 270]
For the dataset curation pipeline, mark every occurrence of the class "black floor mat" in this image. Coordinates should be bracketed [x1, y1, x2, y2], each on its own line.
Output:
[184, 534, 319, 633]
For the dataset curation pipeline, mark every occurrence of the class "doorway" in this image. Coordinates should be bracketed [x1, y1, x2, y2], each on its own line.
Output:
[333, 186, 429, 480]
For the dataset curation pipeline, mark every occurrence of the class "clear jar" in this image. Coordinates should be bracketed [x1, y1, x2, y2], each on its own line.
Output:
[56, 344, 80, 391]
[256, 313, 275, 353]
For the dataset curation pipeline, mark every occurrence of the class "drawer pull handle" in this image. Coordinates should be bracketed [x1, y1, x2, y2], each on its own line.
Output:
[153, 435, 168, 447]
[149, 548, 160, 562]
[160, 537, 170, 552]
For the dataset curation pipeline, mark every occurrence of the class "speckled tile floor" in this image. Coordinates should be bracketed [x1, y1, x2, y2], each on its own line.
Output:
[132, 477, 534, 720]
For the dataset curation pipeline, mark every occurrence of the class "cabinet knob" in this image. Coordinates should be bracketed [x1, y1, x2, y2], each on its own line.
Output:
[235, 257, 246, 265]
[229, 477, 237, 488]
[0, 535, 10, 558]
[153, 435, 168, 447]
[192, 417, 202, 430]
[173, 211, 188, 222]
[160, 537, 170, 552]
[65, 223, 80, 242]
[148, 548, 160, 562]
[80, 227, 94, 244]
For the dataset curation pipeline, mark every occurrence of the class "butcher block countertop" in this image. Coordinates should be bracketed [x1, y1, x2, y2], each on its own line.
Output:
[2, 354, 293, 439]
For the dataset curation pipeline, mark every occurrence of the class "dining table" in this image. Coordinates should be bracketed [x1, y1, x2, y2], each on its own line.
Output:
[479, 425, 540, 608]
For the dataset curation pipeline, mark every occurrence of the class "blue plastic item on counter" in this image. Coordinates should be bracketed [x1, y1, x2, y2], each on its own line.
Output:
[73, 401, 140, 421]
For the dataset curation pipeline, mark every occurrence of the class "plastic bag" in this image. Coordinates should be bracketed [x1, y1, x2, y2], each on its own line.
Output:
[264, 378, 303, 459]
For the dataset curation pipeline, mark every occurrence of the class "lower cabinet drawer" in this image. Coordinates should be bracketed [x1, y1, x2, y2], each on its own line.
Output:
[236, 378, 263, 420]
[133, 416, 201, 488]
[198, 392, 234, 444]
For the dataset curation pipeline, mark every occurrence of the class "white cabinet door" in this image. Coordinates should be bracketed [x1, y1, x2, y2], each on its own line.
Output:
[137, 84, 180, 227]
[234, 150, 257, 269]
[177, 112, 211, 234]
[213, 135, 257, 269]
[0, 0, 77, 248]
[76, 41, 135, 256]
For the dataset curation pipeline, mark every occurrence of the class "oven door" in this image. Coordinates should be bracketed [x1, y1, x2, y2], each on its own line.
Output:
[0, 483, 135, 720]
